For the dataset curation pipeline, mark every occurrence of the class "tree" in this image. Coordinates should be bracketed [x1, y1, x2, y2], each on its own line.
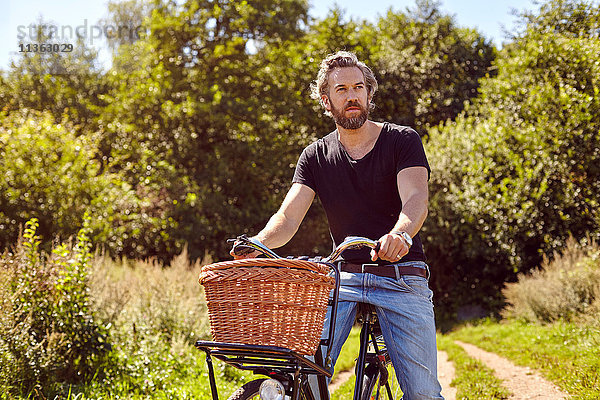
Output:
[0, 19, 106, 131]
[424, 0, 600, 319]
[371, 0, 496, 130]
[97, 0, 311, 260]
[0, 109, 139, 257]
[0, 0, 497, 264]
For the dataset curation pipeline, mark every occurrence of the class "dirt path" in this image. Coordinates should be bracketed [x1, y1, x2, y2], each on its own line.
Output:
[455, 340, 569, 399]
[438, 349, 457, 400]
[328, 369, 354, 393]
[329, 340, 569, 400]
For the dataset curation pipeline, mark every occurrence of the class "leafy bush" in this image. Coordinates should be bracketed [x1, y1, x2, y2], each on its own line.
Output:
[0, 108, 183, 262]
[502, 238, 600, 323]
[424, 0, 600, 320]
[0, 216, 109, 398]
[0, 221, 247, 399]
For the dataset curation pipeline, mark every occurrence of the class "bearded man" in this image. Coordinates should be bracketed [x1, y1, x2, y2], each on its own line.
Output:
[233, 51, 443, 400]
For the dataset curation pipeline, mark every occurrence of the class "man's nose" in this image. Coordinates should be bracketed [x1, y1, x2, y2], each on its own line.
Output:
[346, 88, 359, 101]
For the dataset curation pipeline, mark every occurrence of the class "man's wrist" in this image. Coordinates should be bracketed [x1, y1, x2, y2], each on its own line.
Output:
[391, 230, 413, 248]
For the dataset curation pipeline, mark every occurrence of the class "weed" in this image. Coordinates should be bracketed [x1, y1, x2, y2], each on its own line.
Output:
[0, 216, 108, 398]
[502, 237, 600, 323]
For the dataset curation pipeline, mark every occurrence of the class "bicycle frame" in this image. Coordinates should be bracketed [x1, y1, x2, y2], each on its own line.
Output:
[354, 303, 396, 400]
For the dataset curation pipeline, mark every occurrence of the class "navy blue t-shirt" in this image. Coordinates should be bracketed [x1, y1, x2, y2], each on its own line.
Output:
[292, 122, 430, 264]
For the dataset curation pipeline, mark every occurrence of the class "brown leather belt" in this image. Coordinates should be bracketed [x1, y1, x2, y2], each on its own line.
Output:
[340, 262, 428, 279]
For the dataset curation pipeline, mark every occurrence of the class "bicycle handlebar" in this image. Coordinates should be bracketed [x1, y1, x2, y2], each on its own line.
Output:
[230, 235, 379, 262]
[323, 236, 379, 263]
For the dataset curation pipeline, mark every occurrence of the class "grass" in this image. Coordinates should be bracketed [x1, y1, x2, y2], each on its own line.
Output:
[449, 318, 600, 400]
[5, 232, 599, 399]
[333, 327, 360, 376]
[84, 249, 261, 399]
[330, 327, 402, 399]
[331, 373, 357, 399]
[330, 327, 360, 399]
[330, 364, 401, 400]
[331, 330, 515, 400]
[502, 237, 600, 323]
[436, 334, 510, 399]
[326, 317, 600, 400]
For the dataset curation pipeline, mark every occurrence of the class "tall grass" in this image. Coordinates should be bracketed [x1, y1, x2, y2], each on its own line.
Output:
[83, 248, 251, 398]
[90, 245, 211, 347]
[502, 237, 600, 323]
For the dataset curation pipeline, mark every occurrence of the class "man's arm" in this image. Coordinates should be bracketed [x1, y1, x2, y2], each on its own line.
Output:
[371, 166, 429, 262]
[231, 183, 315, 258]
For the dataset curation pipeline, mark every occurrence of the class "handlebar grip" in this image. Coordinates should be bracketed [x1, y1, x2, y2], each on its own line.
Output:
[373, 241, 381, 253]
[231, 245, 256, 256]
[227, 234, 281, 259]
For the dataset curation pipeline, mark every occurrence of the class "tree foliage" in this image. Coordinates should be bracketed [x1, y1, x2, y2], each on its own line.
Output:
[372, 0, 496, 130]
[424, 0, 600, 318]
[2, 0, 493, 293]
[0, 23, 106, 131]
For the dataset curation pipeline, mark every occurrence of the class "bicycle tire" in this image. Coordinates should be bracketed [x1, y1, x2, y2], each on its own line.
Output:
[361, 371, 398, 400]
[227, 379, 265, 400]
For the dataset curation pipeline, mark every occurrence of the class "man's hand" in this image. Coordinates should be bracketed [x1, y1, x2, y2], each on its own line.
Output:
[370, 232, 410, 262]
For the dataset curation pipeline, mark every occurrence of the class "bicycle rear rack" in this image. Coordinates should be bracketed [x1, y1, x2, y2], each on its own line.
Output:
[195, 340, 332, 400]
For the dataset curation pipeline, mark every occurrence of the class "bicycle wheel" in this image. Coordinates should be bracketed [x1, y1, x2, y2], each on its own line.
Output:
[227, 379, 265, 400]
[361, 370, 400, 400]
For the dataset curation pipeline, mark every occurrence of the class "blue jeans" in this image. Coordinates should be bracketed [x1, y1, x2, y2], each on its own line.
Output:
[316, 261, 444, 400]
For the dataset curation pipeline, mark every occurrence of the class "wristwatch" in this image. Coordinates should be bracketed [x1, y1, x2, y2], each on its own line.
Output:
[393, 231, 413, 248]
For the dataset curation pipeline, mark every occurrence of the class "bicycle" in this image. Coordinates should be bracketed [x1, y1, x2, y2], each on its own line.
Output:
[195, 236, 401, 400]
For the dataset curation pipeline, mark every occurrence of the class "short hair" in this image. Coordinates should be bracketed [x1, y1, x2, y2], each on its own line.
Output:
[310, 51, 378, 117]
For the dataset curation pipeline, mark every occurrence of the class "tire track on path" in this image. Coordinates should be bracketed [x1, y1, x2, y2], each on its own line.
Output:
[455, 340, 569, 399]
[438, 349, 457, 400]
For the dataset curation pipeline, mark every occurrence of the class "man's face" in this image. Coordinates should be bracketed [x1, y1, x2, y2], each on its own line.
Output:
[323, 67, 370, 130]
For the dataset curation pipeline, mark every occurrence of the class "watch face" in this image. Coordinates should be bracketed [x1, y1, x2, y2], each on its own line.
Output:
[401, 232, 413, 246]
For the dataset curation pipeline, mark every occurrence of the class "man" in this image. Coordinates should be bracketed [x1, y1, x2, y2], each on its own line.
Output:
[232, 51, 443, 399]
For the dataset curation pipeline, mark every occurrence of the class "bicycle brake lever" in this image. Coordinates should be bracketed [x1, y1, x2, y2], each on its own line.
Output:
[228, 234, 280, 259]
[231, 245, 257, 256]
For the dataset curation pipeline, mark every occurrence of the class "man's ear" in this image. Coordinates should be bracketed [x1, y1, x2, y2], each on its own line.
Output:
[321, 94, 331, 111]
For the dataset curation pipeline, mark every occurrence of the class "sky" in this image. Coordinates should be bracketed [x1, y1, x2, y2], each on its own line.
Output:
[0, 0, 534, 72]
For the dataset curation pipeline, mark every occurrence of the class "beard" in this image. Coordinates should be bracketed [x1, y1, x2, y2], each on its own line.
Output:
[330, 100, 369, 130]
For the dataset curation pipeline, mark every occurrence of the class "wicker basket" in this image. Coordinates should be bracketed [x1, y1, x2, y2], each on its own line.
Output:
[199, 258, 334, 355]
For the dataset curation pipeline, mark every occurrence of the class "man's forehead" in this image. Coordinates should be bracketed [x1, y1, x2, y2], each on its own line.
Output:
[329, 66, 364, 86]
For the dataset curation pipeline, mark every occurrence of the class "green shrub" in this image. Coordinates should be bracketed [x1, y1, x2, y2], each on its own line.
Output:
[502, 238, 600, 323]
[0, 216, 109, 398]
[424, 0, 600, 320]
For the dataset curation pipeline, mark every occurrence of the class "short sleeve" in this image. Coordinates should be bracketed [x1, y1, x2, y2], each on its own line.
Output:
[292, 144, 317, 191]
[395, 128, 431, 180]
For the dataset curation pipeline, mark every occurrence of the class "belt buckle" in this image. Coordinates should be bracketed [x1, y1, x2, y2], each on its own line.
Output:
[360, 263, 379, 273]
